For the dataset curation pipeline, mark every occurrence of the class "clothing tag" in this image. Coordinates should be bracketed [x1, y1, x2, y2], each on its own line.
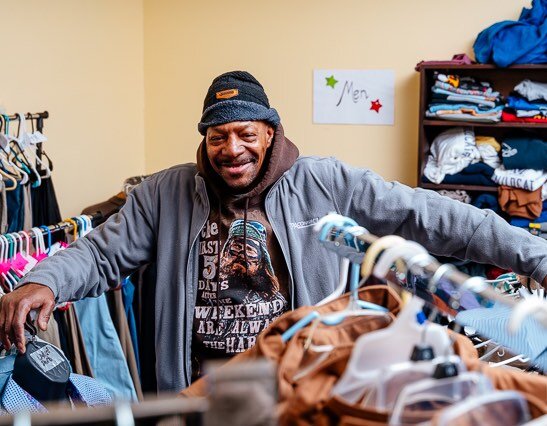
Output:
[216, 89, 239, 99]
[29, 344, 65, 373]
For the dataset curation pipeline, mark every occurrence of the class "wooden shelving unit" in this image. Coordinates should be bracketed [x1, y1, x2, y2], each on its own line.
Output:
[417, 64, 547, 193]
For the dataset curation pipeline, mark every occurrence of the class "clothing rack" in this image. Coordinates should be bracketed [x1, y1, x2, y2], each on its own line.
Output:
[1, 111, 49, 170]
[2, 112, 49, 122]
[0, 396, 209, 425]
[0, 213, 103, 245]
[320, 217, 547, 328]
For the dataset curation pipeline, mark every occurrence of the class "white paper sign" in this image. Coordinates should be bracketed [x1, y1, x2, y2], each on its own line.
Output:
[313, 69, 394, 125]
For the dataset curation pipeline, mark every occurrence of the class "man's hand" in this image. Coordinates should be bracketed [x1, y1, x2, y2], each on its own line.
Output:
[0, 284, 55, 353]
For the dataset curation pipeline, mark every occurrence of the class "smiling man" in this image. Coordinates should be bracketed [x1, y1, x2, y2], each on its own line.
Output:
[1, 71, 546, 393]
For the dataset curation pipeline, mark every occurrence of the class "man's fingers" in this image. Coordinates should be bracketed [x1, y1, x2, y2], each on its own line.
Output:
[0, 299, 13, 350]
[12, 301, 31, 353]
[37, 299, 54, 331]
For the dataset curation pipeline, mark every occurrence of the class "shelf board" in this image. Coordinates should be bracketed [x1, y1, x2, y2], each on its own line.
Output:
[423, 119, 547, 129]
[417, 64, 546, 71]
[420, 183, 498, 193]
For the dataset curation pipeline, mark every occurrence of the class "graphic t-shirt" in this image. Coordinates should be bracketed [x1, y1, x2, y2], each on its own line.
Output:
[191, 202, 290, 381]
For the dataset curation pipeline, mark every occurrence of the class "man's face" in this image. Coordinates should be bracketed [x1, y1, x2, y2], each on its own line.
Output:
[206, 121, 274, 189]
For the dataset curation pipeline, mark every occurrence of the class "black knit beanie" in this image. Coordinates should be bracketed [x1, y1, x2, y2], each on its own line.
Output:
[197, 71, 281, 135]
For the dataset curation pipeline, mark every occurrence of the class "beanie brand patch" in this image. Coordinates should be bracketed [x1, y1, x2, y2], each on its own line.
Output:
[216, 89, 239, 99]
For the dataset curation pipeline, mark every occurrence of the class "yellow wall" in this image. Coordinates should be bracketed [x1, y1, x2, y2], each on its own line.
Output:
[0, 0, 145, 218]
[143, 0, 529, 185]
[0, 0, 531, 220]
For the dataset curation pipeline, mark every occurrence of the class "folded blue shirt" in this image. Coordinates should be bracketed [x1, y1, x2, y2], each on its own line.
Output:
[506, 96, 547, 111]
[502, 136, 547, 171]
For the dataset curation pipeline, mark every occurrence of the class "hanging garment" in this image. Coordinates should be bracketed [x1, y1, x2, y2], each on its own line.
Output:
[182, 285, 403, 398]
[184, 292, 546, 424]
[499, 186, 543, 219]
[0, 352, 16, 396]
[121, 277, 140, 374]
[65, 306, 94, 377]
[31, 177, 61, 227]
[81, 192, 126, 222]
[456, 303, 547, 371]
[73, 295, 137, 401]
[6, 184, 24, 232]
[1, 374, 111, 414]
[473, 0, 547, 67]
[0, 180, 8, 234]
[22, 183, 32, 230]
[105, 287, 143, 401]
[36, 314, 62, 349]
[132, 264, 158, 394]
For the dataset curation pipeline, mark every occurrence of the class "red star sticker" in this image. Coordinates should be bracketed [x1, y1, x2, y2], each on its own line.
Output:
[370, 99, 382, 113]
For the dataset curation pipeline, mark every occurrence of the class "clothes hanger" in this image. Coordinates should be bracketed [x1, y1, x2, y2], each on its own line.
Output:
[332, 251, 454, 403]
[13, 113, 42, 187]
[281, 219, 387, 343]
[433, 391, 531, 425]
[332, 258, 462, 405]
[25, 113, 51, 179]
[0, 115, 27, 185]
[389, 372, 494, 426]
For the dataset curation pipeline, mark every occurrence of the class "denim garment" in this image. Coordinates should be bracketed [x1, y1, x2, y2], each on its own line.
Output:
[122, 277, 140, 374]
[0, 353, 16, 395]
[74, 295, 137, 401]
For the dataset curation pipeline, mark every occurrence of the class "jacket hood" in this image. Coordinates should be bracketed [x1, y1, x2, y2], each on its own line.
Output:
[196, 124, 299, 205]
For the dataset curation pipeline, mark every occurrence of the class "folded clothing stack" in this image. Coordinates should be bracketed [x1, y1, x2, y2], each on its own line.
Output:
[423, 127, 499, 186]
[425, 73, 503, 123]
[502, 80, 547, 123]
[494, 135, 547, 222]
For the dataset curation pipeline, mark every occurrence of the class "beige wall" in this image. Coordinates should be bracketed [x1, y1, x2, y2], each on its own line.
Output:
[0, 0, 145, 218]
[143, 0, 528, 185]
[0, 1, 530, 219]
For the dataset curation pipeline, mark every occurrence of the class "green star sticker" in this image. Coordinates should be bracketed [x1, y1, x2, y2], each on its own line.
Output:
[325, 75, 338, 89]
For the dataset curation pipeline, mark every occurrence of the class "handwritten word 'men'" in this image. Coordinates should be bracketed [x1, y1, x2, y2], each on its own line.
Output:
[336, 81, 369, 107]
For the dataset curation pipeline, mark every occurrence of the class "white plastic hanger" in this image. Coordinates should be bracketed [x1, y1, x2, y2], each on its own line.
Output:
[433, 390, 530, 426]
[389, 372, 493, 426]
[332, 247, 455, 403]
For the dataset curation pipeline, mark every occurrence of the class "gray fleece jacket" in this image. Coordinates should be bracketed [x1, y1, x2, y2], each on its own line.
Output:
[19, 157, 547, 392]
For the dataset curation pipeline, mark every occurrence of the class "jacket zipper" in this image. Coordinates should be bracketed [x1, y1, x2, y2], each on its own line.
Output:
[265, 174, 295, 310]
